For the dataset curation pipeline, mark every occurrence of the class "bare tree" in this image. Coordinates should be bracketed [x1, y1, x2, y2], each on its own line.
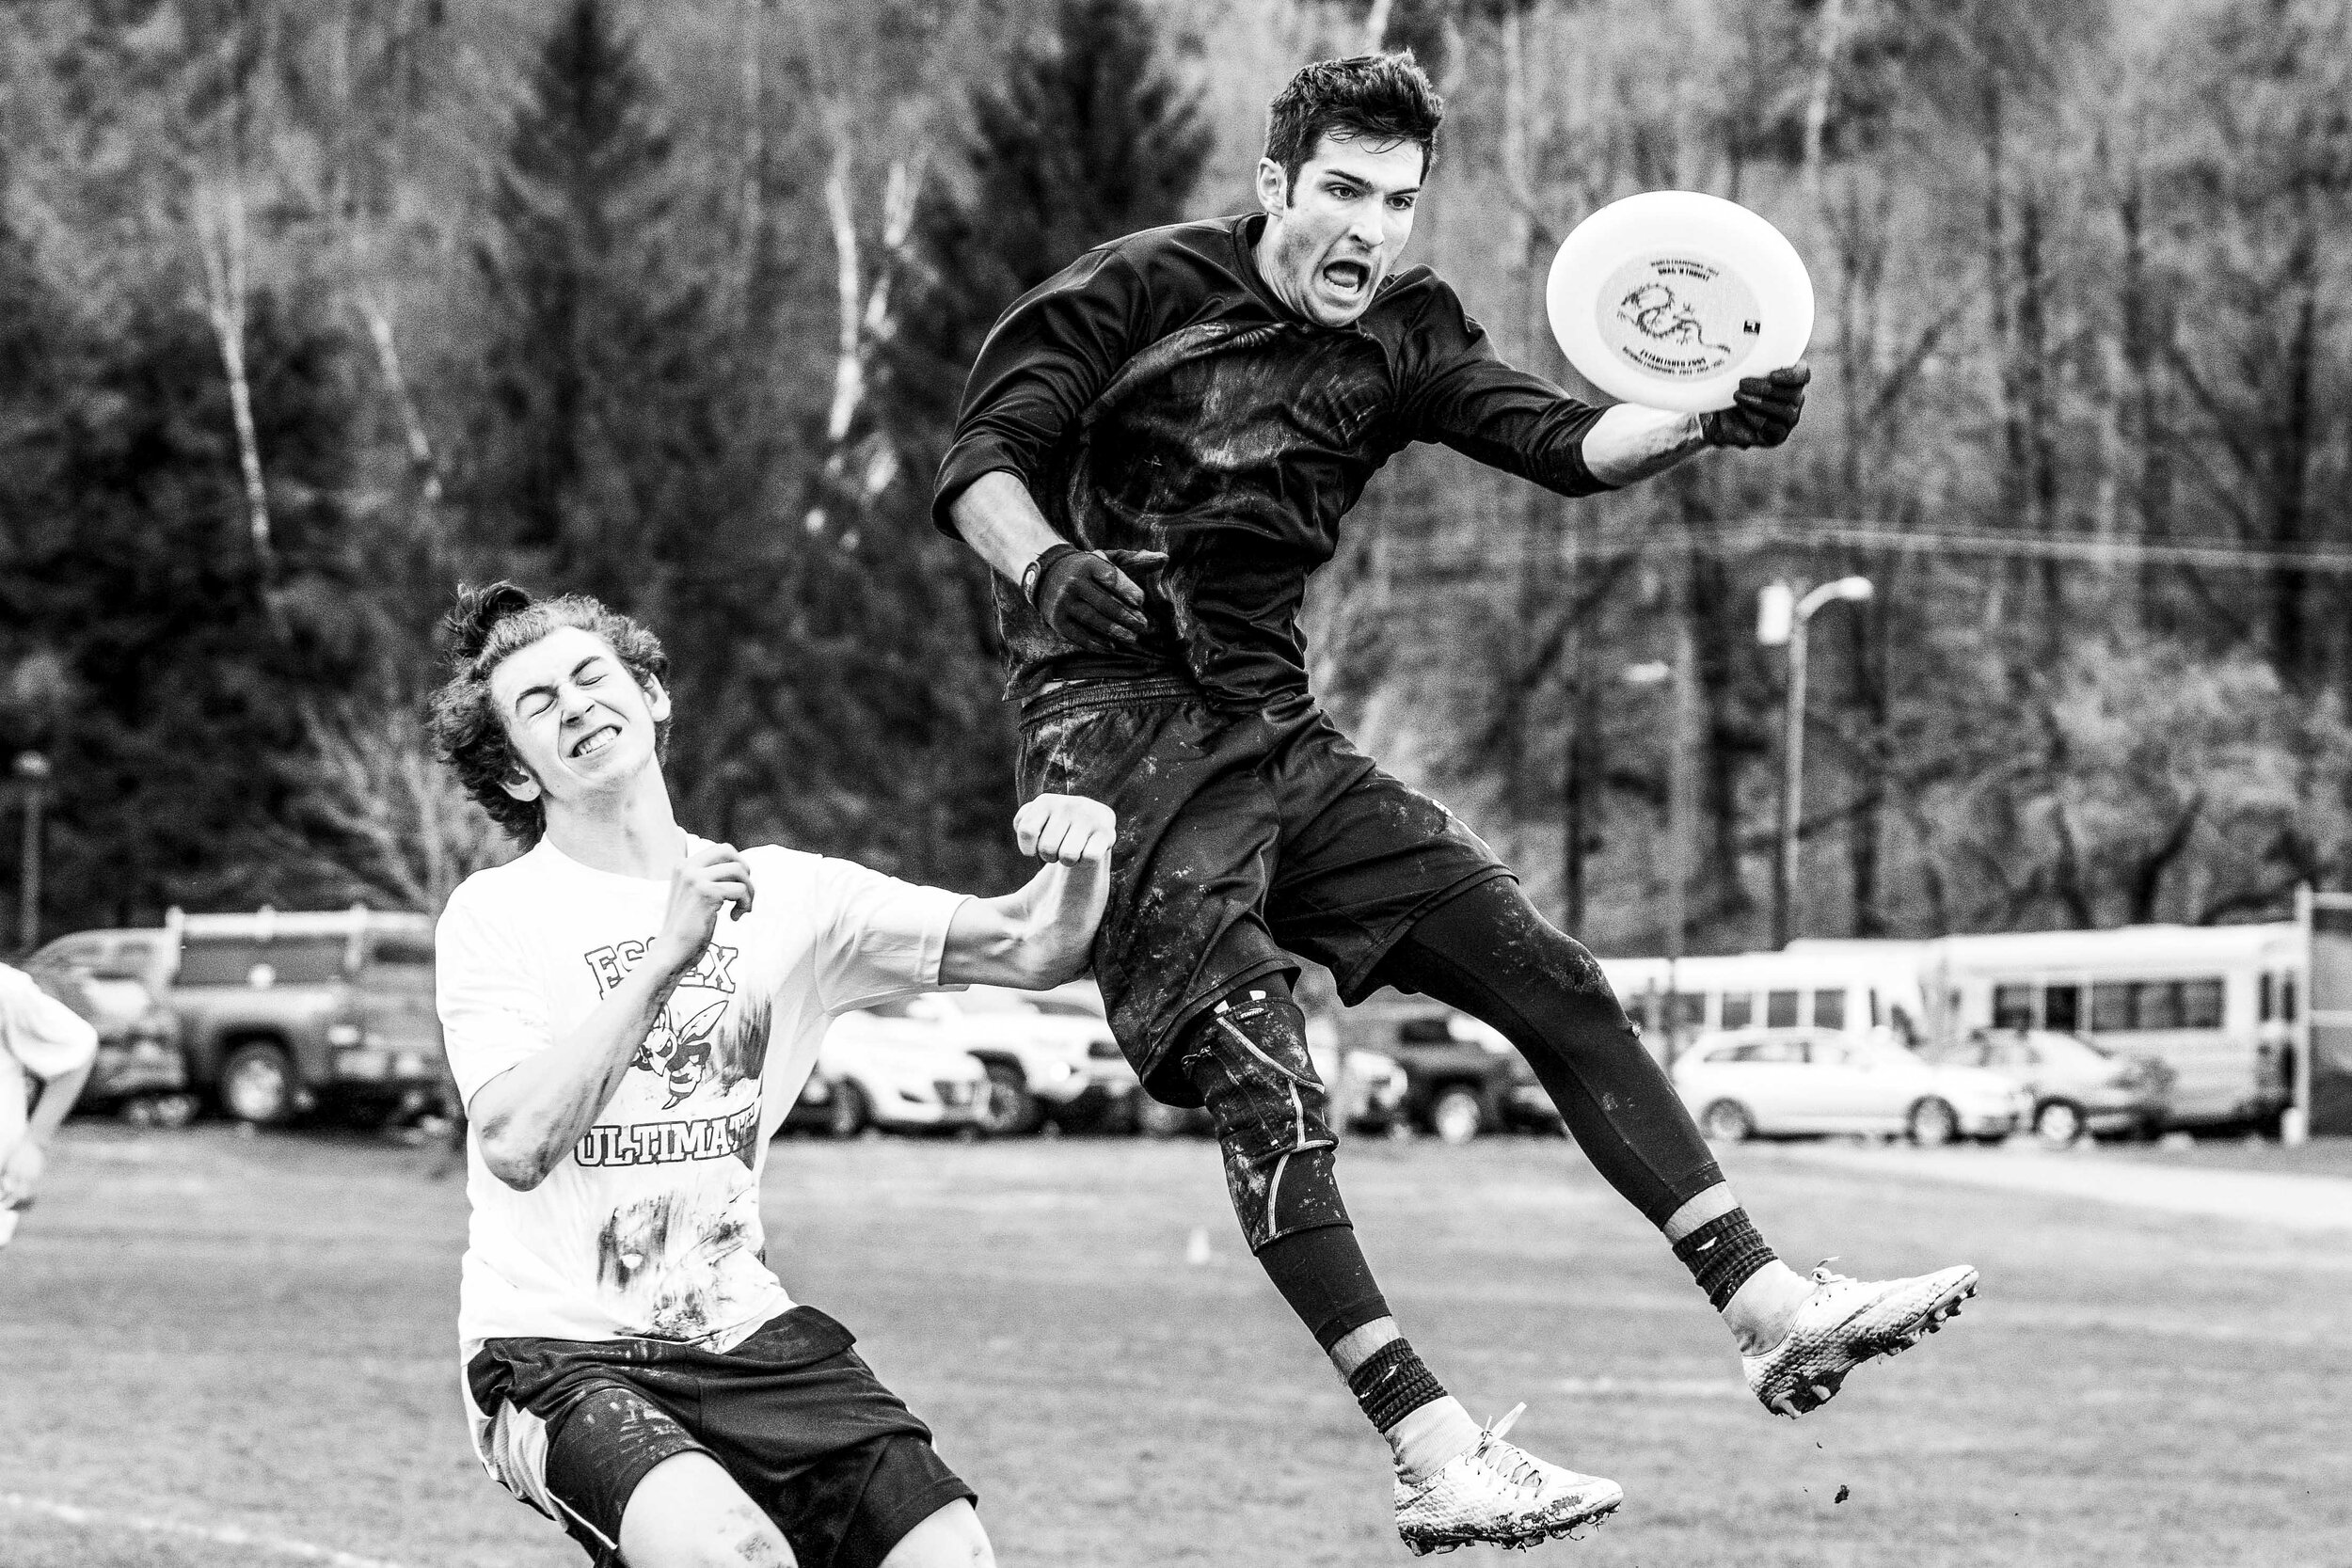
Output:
[192, 182, 274, 562]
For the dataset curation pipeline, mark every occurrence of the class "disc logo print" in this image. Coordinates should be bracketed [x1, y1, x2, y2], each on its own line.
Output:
[1598, 254, 1762, 380]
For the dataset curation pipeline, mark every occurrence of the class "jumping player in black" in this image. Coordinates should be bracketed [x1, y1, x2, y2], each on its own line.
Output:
[938, 53, 1977, 1556]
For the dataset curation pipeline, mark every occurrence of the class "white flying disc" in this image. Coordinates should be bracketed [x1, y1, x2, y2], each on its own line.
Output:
[1546, 191, 1813, 413]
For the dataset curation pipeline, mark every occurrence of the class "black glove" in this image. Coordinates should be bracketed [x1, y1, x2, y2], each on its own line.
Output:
[1025, 545, 1170, 654]
[1701, 362, 1810, 450]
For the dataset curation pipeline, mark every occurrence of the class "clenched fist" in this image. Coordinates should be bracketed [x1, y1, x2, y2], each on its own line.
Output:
[1014, 794, 1117, 867]
[652, 841, 755, 975]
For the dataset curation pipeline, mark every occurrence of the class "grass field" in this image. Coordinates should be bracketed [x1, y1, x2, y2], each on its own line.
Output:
[3, 1123, 2345, 1568]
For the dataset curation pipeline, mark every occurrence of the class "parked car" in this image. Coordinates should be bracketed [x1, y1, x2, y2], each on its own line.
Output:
[20, 961, 193, 1124]
[1671, 1026, 2030, 1145]
[1916, 1028, 2173, 1145]
[1364, 1007, 1554, 1144]
[35, 907, 447, 1127]
[845, 985, 1137, 1136]
[785, 1019, 990, 1137]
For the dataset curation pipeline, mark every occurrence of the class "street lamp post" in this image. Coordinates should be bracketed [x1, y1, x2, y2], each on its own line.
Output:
[1757, 578, 1873, 948]
[13, 751, 50, 952]
[1624, 648, 1696, 1065]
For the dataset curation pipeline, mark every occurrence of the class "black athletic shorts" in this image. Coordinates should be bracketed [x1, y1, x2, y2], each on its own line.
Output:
[1019, 679, 1511, 1099]
[466, 1307, 974, 1568]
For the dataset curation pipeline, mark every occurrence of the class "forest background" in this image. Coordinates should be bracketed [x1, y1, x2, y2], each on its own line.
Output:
[2, 0, 2349, 958]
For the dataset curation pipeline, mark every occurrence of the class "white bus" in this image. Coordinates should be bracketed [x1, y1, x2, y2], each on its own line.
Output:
[1916, 925, 2299, 1131]
[1594, 924, 2299, 1132]
[1597, 946, 1932, 1068]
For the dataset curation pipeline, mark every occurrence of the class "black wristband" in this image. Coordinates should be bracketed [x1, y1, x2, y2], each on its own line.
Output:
[1022, 543, 1080, 611]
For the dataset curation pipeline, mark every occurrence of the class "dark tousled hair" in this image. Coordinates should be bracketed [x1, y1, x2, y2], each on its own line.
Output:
[1263, 52, 1444, 196]
[427, 581, 671, 847]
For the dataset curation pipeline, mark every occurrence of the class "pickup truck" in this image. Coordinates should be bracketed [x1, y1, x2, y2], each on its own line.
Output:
[1339, 991, 1561, 1143]
[32, 907, 446, 1127]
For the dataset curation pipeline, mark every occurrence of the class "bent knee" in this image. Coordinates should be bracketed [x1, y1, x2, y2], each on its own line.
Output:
[882, 1498, 992, 1568]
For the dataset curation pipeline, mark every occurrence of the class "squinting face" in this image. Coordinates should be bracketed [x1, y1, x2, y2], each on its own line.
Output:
[1255, 131, 1425, 327]
[488, 626, 669, 812]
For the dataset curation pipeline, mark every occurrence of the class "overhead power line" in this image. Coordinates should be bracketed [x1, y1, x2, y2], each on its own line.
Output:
[1735, 518, 2352, 574]
[1361, 516, 2352, 580]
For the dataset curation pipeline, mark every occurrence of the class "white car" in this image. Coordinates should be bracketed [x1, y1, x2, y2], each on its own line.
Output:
[1671, 1027, 2029, 1146]
[1317, 1041, 1410, 1132]
[840, 984, 1137, 1135]
[795, 1017, 990, 1137]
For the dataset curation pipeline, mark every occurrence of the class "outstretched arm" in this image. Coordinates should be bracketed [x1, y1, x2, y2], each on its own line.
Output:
[1405, 280, 1808, 493]
[469, 843, 753, 1190]
[1582, 366, 1812, 487]
[941, 795, 1117, 990]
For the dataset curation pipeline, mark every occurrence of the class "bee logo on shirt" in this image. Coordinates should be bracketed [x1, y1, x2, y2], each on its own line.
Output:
[634, 999, 727, 1108]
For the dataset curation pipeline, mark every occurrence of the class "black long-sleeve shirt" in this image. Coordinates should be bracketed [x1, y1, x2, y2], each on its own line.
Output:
[934, 212, 1612, 707]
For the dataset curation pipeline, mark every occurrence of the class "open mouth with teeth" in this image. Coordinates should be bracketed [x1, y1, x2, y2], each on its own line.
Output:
[571, 724, 620, 760]
[1320, 257, 1373, 298]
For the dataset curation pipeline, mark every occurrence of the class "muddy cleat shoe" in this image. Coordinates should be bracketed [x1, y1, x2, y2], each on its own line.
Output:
[1744, 1261, 1979, 1418]
[1393, 1403, 1623, 1556]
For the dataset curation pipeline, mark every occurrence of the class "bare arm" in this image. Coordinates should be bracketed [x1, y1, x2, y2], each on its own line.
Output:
[1583, 365, 1815, 486]
[0, 1057, 93, 1208]
[949, 470, 1063, 586]
[1581, 404, 1709, 487]
[469, 844, 754, 1191]
[948, 470, 1155, 651]
[23, 1057, 90, 1146]
[940, 795, 1116, 990]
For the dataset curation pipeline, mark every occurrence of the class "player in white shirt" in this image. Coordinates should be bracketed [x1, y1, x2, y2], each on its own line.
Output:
[0, 961, 100, 1251]
[429, 582, 1115, 1568]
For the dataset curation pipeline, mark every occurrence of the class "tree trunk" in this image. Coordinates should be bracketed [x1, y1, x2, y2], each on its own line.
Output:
[2267, 267, 2317, 685]
[193, 187, 273, 565]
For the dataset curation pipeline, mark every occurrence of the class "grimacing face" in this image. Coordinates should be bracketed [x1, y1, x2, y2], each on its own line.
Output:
[487, 625, 669, 810]
[1253, 130, 1425, 327]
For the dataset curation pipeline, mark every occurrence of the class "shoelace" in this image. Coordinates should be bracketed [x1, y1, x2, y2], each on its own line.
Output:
[1476, 1403, 1548, 1495]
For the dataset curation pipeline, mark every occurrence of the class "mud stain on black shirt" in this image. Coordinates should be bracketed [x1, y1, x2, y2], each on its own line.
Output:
[937, 213, 1613, 707]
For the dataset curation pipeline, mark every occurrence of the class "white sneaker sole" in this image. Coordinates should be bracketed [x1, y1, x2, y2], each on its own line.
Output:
[1751, 1267, 1979, 1418]
[1400, 1482, 1626, 1557]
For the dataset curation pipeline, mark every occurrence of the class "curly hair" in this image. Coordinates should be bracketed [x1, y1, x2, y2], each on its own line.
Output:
[1263, 52, 1444, 195]
[426, 581, 671, 847]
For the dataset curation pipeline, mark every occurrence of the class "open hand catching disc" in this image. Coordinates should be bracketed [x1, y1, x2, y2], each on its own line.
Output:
[1547, 191, 1813, 413]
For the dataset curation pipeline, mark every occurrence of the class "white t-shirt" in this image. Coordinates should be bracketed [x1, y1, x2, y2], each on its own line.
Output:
[436, 837, 967, 1362]
[0, 963, 101, 1158]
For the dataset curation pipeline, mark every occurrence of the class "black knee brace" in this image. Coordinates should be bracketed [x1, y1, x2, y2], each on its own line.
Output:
[1177, 987, 1350, 1251]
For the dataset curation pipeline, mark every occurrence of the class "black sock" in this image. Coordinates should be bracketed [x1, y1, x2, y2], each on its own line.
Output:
[1256, 1218, 1391, 1350]
[1672, 1208, 1776, 1310]
[1346, 1338, 1447, 1432]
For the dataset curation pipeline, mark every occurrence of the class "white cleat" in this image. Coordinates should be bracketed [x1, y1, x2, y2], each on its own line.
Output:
[1392, 1403, 1623, 1557]
[1743, 1261, 1979, 1418]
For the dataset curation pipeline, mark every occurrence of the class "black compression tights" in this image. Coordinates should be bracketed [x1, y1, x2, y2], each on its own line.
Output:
[1377, 879, 1724, 1226]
